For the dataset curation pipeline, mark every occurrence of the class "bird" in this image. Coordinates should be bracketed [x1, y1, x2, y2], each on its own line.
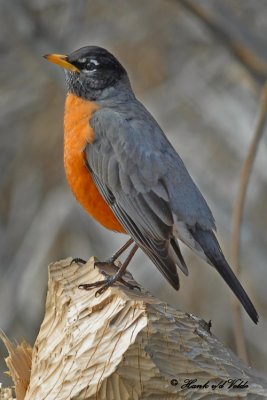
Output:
[44, 46, 258, 324]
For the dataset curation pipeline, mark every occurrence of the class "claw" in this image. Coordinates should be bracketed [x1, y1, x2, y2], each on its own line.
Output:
[78, 242, 139, 296]
[78, 280, 107, 290]
[118, 277, 140, 291]
[71, 257, 86, 265]
[78, 271, 140, 296]
[95, 285, 109, 297]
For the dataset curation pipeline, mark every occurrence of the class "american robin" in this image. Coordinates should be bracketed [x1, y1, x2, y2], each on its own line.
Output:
[44, 46, 258, 323]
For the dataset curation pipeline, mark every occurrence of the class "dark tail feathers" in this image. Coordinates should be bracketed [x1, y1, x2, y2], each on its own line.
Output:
[190, 227, 258, 324]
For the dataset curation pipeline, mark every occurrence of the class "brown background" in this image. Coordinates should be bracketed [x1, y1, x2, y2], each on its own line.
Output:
[0, 0, 267, 385]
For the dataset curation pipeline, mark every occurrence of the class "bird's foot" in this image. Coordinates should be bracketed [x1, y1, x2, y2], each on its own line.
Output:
[94, 257, 119, 269]
[79, 270, 140, 297]
[71, 257, 115, 267]
[71, 257, 86, 265]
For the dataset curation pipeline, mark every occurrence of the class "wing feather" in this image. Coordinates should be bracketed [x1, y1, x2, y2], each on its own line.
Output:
[88, 153, 182, 289]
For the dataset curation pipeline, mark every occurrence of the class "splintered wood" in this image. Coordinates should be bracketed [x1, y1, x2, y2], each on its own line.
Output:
[2, 258, 267, 399]
[0, 332, 32, 400]
[0, 386, 14, 400]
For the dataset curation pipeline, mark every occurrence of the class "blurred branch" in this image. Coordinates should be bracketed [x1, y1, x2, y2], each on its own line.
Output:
[177, 0, 267, 84]
[231, 83, 267, 362]
[0, 189, 72, 332]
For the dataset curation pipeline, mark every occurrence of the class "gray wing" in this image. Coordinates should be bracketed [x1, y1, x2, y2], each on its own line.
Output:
[91, 104, 216, 229]
[88, 169, 185, 288]
[87, 107, 198, 289]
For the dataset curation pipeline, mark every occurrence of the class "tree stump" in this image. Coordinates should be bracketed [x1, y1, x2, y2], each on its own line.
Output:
[2, 257, 267, 399]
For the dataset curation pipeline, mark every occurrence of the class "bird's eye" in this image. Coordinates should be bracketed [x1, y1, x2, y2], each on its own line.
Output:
[86, 62, 96, 71]
[85, 59, 99, 72]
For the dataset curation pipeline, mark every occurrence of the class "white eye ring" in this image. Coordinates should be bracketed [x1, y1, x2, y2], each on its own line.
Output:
[78, 58, 99, 72]
[86, 62, 97, 72]
[90, 59, 99, 66]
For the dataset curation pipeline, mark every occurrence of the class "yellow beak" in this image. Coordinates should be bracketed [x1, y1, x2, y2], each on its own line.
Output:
[43, 54, 80, 72]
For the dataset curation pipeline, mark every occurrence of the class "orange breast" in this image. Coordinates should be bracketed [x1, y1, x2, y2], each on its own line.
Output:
[64, 93, 125, 233]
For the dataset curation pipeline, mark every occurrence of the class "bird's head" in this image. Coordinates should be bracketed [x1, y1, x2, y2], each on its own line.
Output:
[44, 46, 130, 101]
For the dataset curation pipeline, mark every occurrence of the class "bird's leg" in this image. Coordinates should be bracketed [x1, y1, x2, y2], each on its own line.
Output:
[71, 238, 134, 266]
[95, 238, 134, 268]
[79, 243, 139, 295]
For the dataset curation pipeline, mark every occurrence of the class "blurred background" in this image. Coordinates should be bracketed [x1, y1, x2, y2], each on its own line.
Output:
[0, 0, 267, 385]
